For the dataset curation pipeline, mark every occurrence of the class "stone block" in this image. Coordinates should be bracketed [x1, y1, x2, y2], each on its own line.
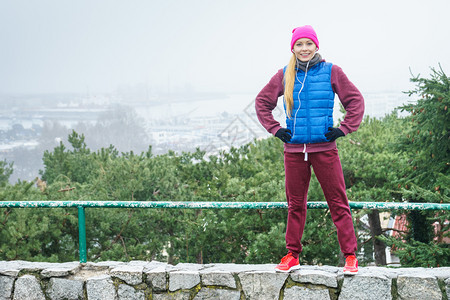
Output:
[132, 260, 167, 272]
[110, 265, 144, 285]
[200, 271, 236, 288]
[0, 275, 14, 300]
[290, 269, 338, 288]
[169, 271, 200, 291]
[13, 275, 45, 300]
[0, 268, 20, 277]
[202, 263, 276, 273]
[193, 287, 240, 300]
[397, 274, 441, 300]
[173, 263, 204, 271]
[445, 277, 450, 300]
[41, 268, 70, 278]
[153, 291, 191, 300]
[86, 275, 117, 300]
[12, 261, 56, 273]
[284, 286, 331, 300]
[127, 260, 148, 266]
[146, 265, 167, 291]
[300, 265, 340, 274]
[85, 261, 124, 271]
[426, 267, 450, 280]
[47, 278, 84, 300]
[238, 271, 288, 300]
[339, 274, 391, 300]
[41, 264, 80, 278]
[118, 284, 145, 300]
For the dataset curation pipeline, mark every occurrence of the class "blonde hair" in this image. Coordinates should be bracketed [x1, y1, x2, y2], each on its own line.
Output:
[283, 54, 297, 119]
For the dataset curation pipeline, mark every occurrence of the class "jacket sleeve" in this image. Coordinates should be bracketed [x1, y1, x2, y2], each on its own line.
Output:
[255, 69, 285, 135]
[331, 65, 365, 135]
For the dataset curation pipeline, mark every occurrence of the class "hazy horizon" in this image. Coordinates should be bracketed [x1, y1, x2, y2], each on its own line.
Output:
[1, 0, 449, 97]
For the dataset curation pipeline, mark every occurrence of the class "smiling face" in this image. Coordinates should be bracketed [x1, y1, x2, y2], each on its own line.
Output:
[292, 38, 317, 62]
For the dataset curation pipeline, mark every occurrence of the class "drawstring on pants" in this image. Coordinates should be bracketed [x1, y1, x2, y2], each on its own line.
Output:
[302, 144, 308, 161]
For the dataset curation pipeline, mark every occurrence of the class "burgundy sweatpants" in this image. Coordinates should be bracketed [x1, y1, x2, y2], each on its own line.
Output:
[284, 149, 357, 257]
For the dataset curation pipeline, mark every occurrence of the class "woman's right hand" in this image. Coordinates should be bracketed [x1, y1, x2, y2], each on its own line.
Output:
[275, 128, 292, 143]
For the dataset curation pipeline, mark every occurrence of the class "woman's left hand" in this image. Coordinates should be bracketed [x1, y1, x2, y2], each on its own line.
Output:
[325, 127, 345, 142]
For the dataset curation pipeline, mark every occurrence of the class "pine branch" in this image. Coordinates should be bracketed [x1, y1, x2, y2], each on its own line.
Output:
[382, 227, 409, 234]
[93, 210, 134, 260]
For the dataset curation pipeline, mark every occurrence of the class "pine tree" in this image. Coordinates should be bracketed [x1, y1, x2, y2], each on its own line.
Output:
[385, 65, 450, 266]
[0, 159, 13, 185]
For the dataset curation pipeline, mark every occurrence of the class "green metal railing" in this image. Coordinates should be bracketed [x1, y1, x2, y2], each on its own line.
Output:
[1, 201, 449, 263]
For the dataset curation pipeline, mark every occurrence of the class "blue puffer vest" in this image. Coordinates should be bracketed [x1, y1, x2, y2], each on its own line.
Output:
[283, 62, 335, 144]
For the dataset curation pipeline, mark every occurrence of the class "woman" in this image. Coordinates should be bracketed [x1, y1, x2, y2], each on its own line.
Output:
[255, 25, 364, 274]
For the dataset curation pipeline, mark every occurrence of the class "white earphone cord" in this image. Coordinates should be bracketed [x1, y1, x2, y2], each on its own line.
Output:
[291, 54, 313, 139]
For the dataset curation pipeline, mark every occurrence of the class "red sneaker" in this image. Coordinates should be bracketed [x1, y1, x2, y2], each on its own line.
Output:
[275, 253, 300, 272]
[343, 255, 358, 275]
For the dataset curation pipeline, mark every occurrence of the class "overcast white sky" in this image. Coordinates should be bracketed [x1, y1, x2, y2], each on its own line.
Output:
[1, 0, 449, 96]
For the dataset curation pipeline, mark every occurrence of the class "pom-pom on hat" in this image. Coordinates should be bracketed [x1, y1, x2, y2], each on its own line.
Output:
[290, 25, 319, 50]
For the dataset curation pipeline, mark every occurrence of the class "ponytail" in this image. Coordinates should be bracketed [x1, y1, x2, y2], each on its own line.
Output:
[283, 54, 297, 119]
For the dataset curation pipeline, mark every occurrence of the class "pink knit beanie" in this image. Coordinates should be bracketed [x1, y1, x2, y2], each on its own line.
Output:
[290, 25, 319, 50]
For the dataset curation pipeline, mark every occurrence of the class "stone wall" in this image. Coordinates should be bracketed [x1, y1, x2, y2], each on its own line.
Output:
[0, 260, 449, 300]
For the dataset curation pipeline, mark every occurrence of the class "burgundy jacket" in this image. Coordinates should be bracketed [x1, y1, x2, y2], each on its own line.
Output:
[255, 64, 365, 153]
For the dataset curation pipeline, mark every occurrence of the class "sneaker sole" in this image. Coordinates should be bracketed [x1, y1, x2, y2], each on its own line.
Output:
[275, 265, 301, 273]
[343, 270, 358, 275]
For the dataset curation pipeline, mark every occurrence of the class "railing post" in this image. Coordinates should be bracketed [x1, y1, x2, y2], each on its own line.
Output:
[78, 206, 87, 263]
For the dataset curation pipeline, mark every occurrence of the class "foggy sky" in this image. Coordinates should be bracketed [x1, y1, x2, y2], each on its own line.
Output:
[1, 0, 449, 96]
